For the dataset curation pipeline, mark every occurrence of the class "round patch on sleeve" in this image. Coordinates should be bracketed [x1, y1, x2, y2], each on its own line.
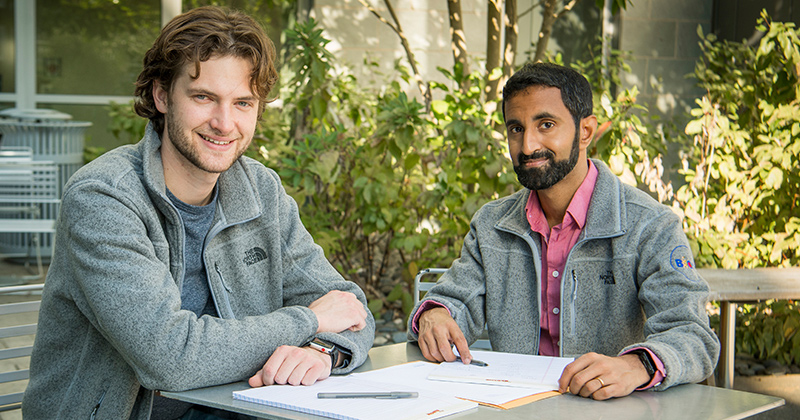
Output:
[669, 245, 699, 281]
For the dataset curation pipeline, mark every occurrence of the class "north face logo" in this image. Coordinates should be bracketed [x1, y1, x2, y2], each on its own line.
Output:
[599, 271, 615, 284]
[243, 247, 267, 266]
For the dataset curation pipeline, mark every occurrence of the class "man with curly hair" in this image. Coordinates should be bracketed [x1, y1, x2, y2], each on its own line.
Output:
[23, 7, 373, 420]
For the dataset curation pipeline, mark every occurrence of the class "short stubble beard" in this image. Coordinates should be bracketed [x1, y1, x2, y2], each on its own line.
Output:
[164, 106, 246, 175]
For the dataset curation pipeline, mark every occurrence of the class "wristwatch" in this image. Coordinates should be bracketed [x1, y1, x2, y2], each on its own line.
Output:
[631, 349, 656, 380]
[303, 337, 351, 369]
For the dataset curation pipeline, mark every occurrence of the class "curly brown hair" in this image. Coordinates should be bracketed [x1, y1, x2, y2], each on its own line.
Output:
[133, 6, 278, 135]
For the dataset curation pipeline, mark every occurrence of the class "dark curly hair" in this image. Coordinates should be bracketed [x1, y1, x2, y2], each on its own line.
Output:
[134, 6, 279, 135]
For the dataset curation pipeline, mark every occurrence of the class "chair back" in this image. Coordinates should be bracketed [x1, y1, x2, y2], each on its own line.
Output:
[413, 267, 448, 306]
[0, 284, 44, 412]
[412, 268, 491, 350]
[0, 159, 60, 212]
[0, 149, 59, 283]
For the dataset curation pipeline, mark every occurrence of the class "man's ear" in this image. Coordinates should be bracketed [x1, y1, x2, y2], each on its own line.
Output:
[153, 81, 169, 114]
[579, 115, 598, 151]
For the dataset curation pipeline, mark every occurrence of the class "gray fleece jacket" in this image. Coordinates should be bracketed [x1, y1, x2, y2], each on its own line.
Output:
[408, 159, 719, 390]
[23, 124, 375, 419]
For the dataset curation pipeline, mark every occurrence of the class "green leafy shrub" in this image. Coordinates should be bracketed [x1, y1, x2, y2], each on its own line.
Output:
[735, 301, 800, 366]
[678, 10, 800, 269]
[251, 19, 517, 320]
[679, 10, 800, 365]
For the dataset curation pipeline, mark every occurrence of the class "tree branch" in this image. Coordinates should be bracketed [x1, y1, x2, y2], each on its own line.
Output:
[447, 0, 471, 94]
[556, 0, 581, 19]
[358, 0, 432, 110]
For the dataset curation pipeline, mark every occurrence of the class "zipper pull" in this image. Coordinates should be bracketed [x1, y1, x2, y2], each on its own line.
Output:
[90, 390, 106, 420]
[214, 262, 232, 292]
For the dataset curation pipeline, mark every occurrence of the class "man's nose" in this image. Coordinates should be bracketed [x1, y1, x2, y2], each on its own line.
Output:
[210, 105, 235, 134]
[521, 131, 541, 156]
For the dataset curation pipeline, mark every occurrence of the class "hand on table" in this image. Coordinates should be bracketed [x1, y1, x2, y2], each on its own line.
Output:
[309, 290, 368, 333]
[558, 352, 650, 400]
[248, 345, 331, 387]
[417, 307, 473, 364]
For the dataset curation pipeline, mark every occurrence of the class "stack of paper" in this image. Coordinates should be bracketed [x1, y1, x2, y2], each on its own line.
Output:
[233, 373, 477, 420]
[353, 361, 551, 410]
[233, 350, 575, 417]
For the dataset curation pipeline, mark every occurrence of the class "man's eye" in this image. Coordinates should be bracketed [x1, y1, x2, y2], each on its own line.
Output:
[508, 126, 522, 134]
[541, 121, 554, 129]
[237, 101, 252, 107]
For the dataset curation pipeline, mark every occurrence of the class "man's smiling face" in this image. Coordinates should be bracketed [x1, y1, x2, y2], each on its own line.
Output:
[155, 55, 259, 177]
[505, 85, 581, 191]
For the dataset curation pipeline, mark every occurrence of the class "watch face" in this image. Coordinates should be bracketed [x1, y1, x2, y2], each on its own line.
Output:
[308, 339, 335, 354]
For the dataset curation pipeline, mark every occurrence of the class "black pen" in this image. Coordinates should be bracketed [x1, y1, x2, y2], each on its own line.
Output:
[455, 356, 488, 367]
[317, 392, 419, 399]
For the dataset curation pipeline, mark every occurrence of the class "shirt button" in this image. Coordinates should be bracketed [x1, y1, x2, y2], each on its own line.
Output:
[552, 270, 559, 277]
[553, 307, 560, 315]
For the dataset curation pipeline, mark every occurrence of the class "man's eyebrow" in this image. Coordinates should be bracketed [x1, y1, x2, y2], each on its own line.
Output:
[533, 111, 559, 121]
[186, 88, 258, 102]
[187, 88, 214, 96]
[505, 112, 560, 127]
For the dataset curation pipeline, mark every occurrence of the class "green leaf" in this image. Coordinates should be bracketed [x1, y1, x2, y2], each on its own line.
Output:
[404, 153, 421, 171]
[367, 299, 384, 316]
[387, 283, 404, 302]
[765, 167, 784, 189]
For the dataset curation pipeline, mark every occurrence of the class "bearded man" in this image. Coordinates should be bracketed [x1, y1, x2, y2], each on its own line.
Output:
[407, 62, 719, 400]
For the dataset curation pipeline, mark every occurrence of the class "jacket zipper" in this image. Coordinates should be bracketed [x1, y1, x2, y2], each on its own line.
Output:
[570, 270, 578, 335]
[89, 390, 106, 420]
[214, 263, 232, 293]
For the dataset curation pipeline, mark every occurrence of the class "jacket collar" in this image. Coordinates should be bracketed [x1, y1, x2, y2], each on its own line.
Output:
[495, 159, 626, 239]
[139, 123, 262, 226]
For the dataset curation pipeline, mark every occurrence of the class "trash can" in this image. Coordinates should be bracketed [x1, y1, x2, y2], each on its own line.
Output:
[0, 108, 91, 258]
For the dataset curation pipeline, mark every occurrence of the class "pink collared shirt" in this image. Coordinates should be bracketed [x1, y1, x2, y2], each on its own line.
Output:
[526, 160, 597, 357]
[525, 160, 664, 389]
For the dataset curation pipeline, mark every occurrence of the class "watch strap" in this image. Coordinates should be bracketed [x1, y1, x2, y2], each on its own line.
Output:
[631, 349, 656, 379]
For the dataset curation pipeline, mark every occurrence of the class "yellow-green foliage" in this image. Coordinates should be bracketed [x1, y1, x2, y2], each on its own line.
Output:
[681, 11, 800, 365]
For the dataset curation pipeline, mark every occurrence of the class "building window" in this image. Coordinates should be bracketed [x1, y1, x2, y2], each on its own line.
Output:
[36, 0, 161, 96]
[0, 0, 15, 94]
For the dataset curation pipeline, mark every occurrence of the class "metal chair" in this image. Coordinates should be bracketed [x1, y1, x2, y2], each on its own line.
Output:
[0, 283, 44, 412]
[0, 148, 59, 283]
[413, 268, 492, 350]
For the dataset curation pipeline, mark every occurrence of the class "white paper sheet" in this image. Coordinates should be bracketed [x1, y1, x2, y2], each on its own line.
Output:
[427, 349, 574, 389]
[233, 373, 477, 420]
[353, 361, 543, 405]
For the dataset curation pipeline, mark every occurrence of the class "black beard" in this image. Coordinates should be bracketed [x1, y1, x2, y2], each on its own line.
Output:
[513, 133, 580, 191]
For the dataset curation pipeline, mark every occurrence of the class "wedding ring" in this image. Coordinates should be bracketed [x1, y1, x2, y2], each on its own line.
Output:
[596, 377, 605, 387]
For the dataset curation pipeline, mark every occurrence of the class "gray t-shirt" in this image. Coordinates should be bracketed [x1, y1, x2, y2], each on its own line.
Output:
[167, 187, 218, 317]
[152, 187, 219, 420]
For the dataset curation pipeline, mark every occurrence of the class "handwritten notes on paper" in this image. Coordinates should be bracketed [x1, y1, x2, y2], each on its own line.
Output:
[428, 349, 574, 389]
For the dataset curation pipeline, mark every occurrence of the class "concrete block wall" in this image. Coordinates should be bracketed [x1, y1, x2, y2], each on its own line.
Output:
[618, 0, 713, 127]
[310, 0, 713, 128]
[311, 0, 490, 95]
